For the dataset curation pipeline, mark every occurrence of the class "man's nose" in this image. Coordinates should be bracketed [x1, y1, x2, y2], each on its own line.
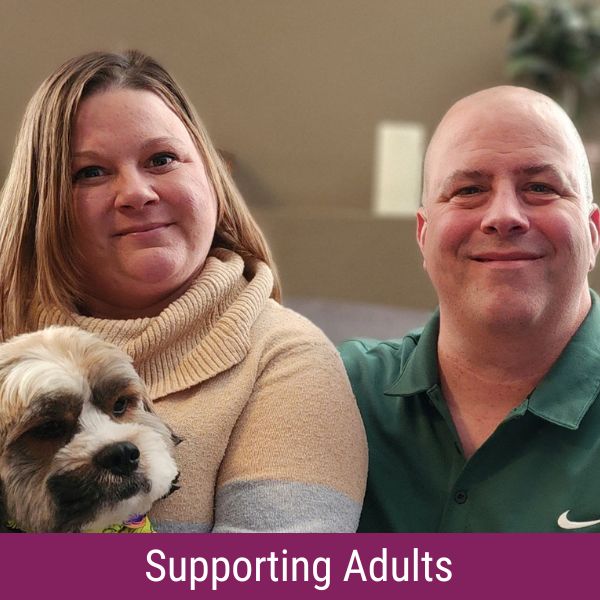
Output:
[114, 168, 159, 209]
[480, 187, 529, 236]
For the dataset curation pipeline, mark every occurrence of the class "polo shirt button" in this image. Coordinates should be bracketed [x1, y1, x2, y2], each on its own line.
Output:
[454, 490, 468, 504]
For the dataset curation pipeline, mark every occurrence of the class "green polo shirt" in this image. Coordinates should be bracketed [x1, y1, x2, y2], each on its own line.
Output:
[339, 291, 600, 532]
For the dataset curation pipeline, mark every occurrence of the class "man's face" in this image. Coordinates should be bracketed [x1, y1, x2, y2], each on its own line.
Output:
[417, 92, 600, 330]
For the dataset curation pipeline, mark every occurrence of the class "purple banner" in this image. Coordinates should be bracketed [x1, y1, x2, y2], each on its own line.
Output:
[0, 533, 594, 598]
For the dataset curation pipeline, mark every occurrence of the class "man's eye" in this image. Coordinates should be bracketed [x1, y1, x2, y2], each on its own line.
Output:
[149, 153, 175, 168]
[455, 186, 482, 196]
[73, 166, 105, 181]
[527, 183, 555, 194]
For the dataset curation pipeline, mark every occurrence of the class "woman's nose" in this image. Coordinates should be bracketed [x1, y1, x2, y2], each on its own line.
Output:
[480, 187, 530, 237]
[114, 169, 159, 209]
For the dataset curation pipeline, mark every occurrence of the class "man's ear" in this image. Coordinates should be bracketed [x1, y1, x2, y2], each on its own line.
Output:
[589, 203, 600, 271]
[416, 207, 428, 266]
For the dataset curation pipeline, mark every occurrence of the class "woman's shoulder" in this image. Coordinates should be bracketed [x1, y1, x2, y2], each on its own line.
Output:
[248, 299, 341, 369]
[253, 299, 332, 345]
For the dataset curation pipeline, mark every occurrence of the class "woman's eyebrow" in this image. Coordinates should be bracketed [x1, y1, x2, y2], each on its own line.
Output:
[139, 136, 186, 151]
[71, 149, 102, 160]
[72, 137, 186, 160]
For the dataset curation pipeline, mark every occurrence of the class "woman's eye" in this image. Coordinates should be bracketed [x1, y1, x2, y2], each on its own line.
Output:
[73, 166, 105, 181]
[149, 153, 175, 168]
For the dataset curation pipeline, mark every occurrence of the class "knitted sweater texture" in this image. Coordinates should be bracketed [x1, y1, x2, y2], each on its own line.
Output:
[35, 249, 367, 532]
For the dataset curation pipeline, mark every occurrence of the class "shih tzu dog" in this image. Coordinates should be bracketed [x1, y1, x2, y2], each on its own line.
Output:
[0, 327, 180, 532]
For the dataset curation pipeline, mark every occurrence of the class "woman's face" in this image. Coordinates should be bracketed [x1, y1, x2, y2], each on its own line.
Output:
[71, 88, 218, 318]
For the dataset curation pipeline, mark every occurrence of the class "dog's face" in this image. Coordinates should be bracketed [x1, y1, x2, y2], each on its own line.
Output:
[0, 327, 179, 532]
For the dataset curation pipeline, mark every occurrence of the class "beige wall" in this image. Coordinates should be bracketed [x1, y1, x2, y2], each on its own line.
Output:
[0, 0, 510, 208]
[8, 0, 591, 309]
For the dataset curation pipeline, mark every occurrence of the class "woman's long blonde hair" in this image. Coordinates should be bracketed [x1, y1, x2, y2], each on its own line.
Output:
[0, 50, 280, 340]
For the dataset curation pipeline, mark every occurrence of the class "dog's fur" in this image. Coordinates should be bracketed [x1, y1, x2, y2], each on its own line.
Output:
[0, 327, 179, 532]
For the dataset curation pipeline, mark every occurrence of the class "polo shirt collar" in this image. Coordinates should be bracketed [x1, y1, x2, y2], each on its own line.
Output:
[384, 291, 600, 430]
[527, 290, 600, 429]
[385, 309, 440, 396]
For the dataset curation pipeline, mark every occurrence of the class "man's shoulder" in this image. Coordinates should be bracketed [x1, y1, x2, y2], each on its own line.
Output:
[338, 328, 425, 390]
[338, 329, 423, 358]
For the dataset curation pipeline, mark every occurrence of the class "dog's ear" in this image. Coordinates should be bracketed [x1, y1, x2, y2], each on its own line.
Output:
[0, 479, 6, 528]
[0, 478, 14, 533]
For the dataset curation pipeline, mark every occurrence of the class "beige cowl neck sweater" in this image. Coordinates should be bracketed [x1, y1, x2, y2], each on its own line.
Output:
[36, 248, 367, 532]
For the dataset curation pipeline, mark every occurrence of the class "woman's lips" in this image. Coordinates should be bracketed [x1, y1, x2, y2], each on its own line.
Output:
[114, 223, 172, 237]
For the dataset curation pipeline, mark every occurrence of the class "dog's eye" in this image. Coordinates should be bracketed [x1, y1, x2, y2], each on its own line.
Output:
[112, 396, 131, 416]
[30, 420, 67, 440]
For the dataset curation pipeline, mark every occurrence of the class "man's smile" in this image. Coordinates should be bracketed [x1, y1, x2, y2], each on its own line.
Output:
[470, 251, 543, 262]
[468, 251, 544, 268]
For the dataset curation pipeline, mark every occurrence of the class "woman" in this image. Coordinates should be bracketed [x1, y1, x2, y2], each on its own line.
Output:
[0, 50, 367, 532]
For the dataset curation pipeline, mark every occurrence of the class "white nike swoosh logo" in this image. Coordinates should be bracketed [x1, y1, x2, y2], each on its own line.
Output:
[557, 510, 600, 530]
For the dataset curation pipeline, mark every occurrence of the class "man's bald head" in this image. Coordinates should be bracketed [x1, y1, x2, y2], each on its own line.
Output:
[421, 86, 592, 206]
[415, 84, 600, 338]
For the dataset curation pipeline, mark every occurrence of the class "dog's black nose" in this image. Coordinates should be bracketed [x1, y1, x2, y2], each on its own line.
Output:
[94, 441, 140, 476]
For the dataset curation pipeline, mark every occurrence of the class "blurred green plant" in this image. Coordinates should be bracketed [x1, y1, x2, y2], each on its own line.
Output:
[496, 0, 600, 121]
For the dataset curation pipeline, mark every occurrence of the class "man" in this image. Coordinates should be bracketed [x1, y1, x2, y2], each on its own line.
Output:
[340, 86, 600, 532]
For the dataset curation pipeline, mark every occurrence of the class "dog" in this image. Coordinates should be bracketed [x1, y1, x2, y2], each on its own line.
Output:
[0, 326, 180, 532]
